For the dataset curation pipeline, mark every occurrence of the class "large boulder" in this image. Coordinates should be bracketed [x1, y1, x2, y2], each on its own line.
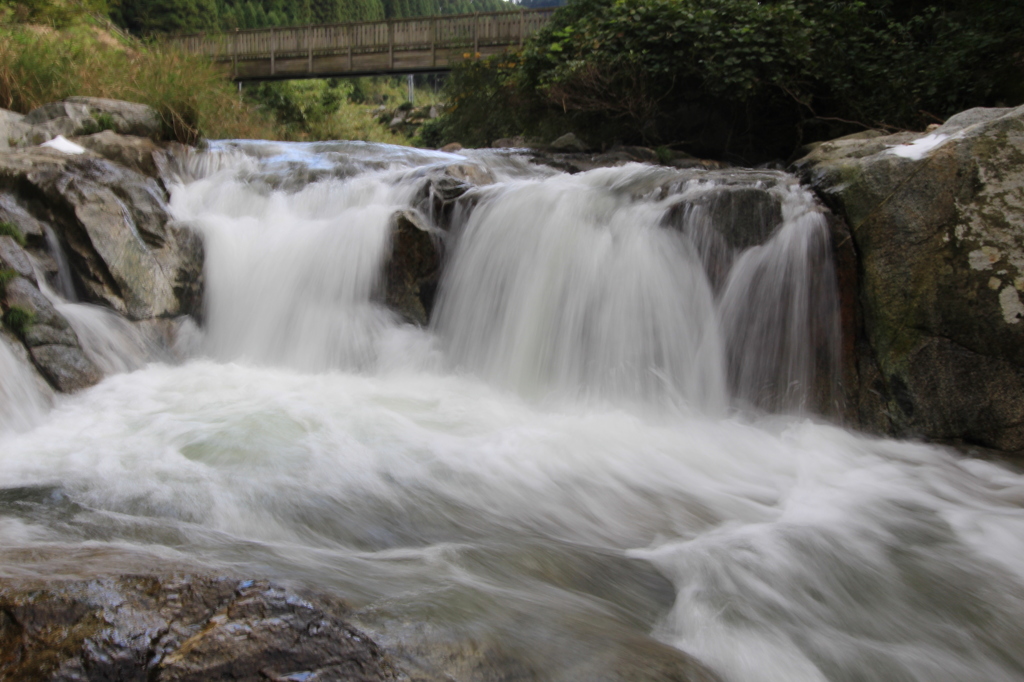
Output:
[0, 574, 397, 681]
[384, 209, 442, 326]
[0, 147, 203, 321]
[22, 97, 165, 141]
[795, 105, 1024, 453]
[71, 130, 162, 178]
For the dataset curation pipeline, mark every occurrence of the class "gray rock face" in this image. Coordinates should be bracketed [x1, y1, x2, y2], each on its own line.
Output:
[0, 147, 203, 321]
[0, 574, 397, 681]
[1, 277, 101, 392]
[796, 105, 1024, 454]
[71, 130, 161, 178]
[23, 97, 164, 141]
[0, 109, 35, 150]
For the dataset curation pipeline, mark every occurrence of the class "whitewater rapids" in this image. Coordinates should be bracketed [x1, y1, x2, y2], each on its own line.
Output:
[1, 141, 1022, 682]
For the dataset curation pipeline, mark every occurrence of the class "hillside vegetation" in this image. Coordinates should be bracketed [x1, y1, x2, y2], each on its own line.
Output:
[428, 0, 1024, 161]
[0, 0, 418, 143]
[114, 0, 510, 35]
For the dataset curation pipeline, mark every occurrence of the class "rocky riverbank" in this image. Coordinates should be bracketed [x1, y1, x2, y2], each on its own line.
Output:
[795, 105, 1024, 458]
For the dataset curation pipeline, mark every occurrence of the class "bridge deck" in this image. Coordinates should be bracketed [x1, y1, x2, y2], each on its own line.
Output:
[169, 8, 555, 80]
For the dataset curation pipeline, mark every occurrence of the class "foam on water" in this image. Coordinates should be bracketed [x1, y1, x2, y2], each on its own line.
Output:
[1, 140, 1023, 681]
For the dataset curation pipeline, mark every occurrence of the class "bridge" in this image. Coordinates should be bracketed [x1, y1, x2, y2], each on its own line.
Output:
[168, 8, 556, 81]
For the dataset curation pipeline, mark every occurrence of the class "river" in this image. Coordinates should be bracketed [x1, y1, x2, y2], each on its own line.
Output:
[1, 140, 1023, 681]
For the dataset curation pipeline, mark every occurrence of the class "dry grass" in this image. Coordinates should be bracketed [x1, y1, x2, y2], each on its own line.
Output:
[0, 23, 281, 142]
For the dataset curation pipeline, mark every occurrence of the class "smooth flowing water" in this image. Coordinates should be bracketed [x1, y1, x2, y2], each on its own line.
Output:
[1, 141, 1023, 682]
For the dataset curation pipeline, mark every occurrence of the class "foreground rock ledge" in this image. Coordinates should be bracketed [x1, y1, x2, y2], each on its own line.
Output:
[0, 574, 395, 681]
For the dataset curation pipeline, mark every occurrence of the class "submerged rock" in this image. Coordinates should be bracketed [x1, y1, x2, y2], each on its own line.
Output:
[0, 574, 397, 681]
[796, 105, 1024, 454]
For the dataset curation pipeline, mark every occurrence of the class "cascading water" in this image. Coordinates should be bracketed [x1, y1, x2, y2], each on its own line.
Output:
[1, 140, 1023, 682]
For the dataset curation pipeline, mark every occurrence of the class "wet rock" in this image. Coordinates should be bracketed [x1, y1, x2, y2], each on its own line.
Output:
[71, 130, 162, 178]
[23, 97, 164, 141]
[1, 276, 101, 392]
[0, 147, 204, 321]
[796, 104, 1024, 454]
[384, 210, 442, 326]
[439, 142, 463, 153]
[0, 574, 397, 681]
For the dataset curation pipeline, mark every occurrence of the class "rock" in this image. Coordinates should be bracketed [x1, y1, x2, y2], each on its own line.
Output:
[0, 191, 48, 241]
[0, 236, 34, 280]
[27, 343, 103, 392]
[0, 574, 397, 681]
[23, 97, 164, 141]
[795, 104, 1024, 453]
[439, 142, 463, 153]
[443, 162, 495, 187]
[1, 276, 102, 392]
[0, 147, 203, 321]
[384, 210, 442, 326]
[549, 132, 588, 153]
[492, 136, 527, 148]
[71, 130, 161, 178]
[428, 105, 440, 119]
[0, 109, 35, 150]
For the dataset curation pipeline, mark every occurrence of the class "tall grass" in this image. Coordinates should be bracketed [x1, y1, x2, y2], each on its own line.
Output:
[0, 24, 280, 142]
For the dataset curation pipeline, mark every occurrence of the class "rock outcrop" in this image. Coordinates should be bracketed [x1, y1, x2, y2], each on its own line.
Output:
[0, 574, 397, 681]
[0, 146, 203, 321]
[22, 97, 165, 142]
[0, 106, 204, 395]
[796, 105, 1024, 454]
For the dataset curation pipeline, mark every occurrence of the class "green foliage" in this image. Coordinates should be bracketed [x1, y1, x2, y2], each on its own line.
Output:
[0, 268, 17, 295]
[437, 0, 1024, 160]
[111, 0, 509, 36]
[0, 222, 27, 247]
[428, 53, 538, 148]
[2, 305, 35, 337]
[243, 78, 408, 143]
[0, 0, 108, 27]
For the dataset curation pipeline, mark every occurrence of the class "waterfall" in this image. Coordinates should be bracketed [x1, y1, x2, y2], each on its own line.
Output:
[1, 141, 1023, 682]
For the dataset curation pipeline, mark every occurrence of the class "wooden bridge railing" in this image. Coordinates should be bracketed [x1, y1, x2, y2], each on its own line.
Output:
[168, 8, 556, 79]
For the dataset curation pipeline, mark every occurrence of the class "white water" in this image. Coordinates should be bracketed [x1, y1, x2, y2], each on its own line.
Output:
[1, 140, 1023, 681]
